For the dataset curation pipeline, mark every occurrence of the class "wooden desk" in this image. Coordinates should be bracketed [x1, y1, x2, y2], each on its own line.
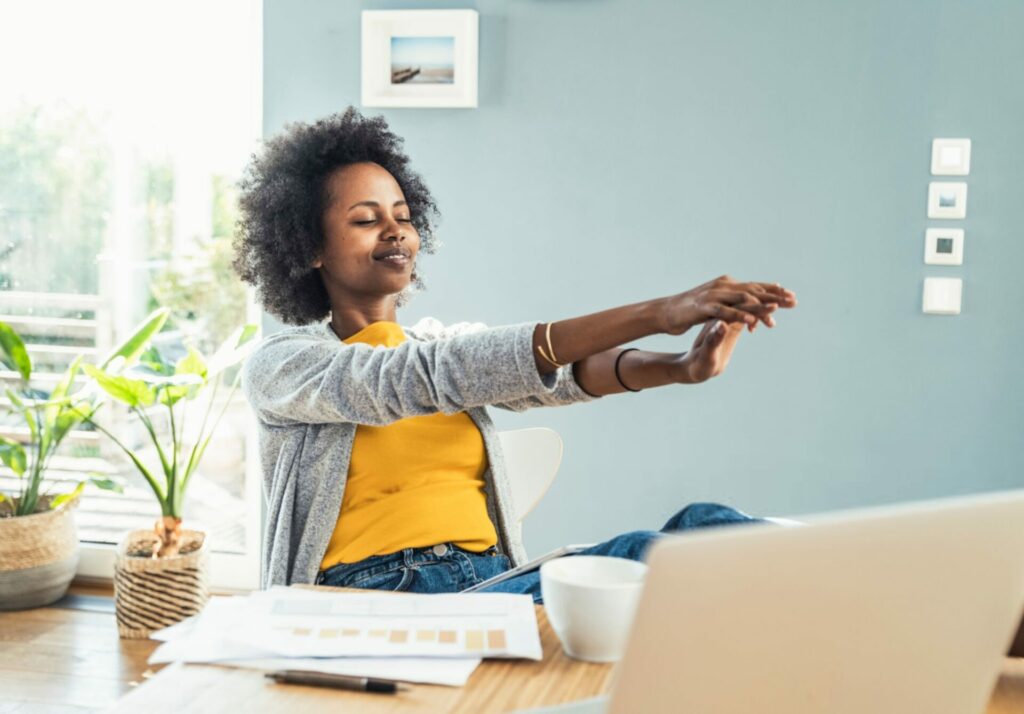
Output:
[105, 583, 1024, 714]
[2, 582, 1023, 713]
[108, 600, 612, 714]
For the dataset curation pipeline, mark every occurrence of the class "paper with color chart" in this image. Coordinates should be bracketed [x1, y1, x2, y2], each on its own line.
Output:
[148, 596, 482, 687]
[226, 586, 543, 660]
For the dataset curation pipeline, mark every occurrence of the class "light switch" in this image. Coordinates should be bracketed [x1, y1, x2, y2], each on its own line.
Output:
[922, 277, 962, 315]
[924, 228, 965, 265]
[927, 182, 968, 219]
[931, 138, 971, 176]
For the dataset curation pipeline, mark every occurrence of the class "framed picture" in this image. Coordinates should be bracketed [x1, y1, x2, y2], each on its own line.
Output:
[361, 9, 479, 108]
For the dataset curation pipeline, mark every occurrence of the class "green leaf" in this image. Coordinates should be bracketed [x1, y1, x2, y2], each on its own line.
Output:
[0, 320, 32, 381]
[139, 346, 175, 376]
[6, 389, 38, 444]
[82, 364, 156, 408]
[99, 307, 171, 369]
[207, 323, 259, 378]
[157, 383, 192, 407]
[0, 437, 27, 477]
[51, 398, 95, 446]
[50, 481, 85, 510]
[44, 355, 83, 438]
[88, 474, 124, 494]
[117, 363, 202, 407]
[175, 346, 208, 379]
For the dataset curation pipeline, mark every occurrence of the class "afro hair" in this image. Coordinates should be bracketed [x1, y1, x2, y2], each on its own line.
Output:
[232, 107, 441, 325]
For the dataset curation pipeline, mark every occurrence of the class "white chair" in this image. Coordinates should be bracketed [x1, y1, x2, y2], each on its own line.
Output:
[496, 427, 806, 540]
[498, 427, 564, 525]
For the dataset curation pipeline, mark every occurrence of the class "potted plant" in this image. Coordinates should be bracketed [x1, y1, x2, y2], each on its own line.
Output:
[75, 316, 257, 638]
[0, 311, 167, 610]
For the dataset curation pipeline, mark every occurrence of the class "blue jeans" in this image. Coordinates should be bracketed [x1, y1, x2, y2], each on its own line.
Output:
[315, 502, 763, 603]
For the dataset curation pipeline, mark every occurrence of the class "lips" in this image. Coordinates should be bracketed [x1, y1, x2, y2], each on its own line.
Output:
[374, 251, 410, 268]
[373, 248, 411, 260]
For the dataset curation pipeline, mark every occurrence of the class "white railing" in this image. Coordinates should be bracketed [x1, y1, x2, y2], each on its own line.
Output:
[0, 290, 248, 554]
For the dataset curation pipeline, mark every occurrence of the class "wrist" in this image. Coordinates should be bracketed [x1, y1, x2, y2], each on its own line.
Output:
[673, 352, 699, 384]
[644, 297, 675, 335]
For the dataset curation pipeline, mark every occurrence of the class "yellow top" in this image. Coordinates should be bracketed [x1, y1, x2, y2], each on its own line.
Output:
[319, 321, 498, 568]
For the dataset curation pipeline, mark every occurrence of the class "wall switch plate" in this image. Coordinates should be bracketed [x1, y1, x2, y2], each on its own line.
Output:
[927, 181, 968, 219]
[924, 228, 965, 265]
[931, 138, 971, 175]
[922, 277, 962, 315]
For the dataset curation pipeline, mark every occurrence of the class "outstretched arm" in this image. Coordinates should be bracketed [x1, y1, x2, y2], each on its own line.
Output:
[539, 276, 796, 397]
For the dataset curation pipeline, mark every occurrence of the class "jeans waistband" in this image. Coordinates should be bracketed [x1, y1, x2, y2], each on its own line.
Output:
[316, 542, 501, 584]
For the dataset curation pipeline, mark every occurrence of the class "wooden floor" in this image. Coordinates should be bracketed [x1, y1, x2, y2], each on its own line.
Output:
[2, 581, 1024, 713]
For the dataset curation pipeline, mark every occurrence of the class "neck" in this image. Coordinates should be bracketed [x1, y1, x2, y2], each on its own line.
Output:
[329, 301, 398, 341]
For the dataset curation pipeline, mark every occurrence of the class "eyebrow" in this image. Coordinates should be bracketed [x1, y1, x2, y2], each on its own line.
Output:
[347, 200, 408, 211]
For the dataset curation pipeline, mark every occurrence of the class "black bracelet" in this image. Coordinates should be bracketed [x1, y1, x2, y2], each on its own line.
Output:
[614, 348, 642, 392]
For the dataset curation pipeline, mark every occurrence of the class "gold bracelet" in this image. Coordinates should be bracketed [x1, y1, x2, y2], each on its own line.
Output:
[537, 343, 563, 368]
[545, 322, 560, 365]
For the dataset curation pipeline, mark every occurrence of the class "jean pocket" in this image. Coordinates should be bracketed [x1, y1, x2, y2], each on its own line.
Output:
[347, 566, 416, 592]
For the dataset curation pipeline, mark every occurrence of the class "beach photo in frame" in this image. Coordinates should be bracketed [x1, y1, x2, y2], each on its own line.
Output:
[361, 9, 479, 108]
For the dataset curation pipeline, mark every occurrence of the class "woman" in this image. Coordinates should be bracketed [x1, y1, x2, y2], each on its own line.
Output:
[233, 107, 797, 599]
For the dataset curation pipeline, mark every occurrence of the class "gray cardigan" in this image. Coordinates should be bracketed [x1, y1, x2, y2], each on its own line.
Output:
[241, 317, 601, 588]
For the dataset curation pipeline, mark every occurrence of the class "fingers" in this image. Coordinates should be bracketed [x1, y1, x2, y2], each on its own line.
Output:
[703, 290, 777, 327]
[748, 282, 797, 306]
[703, 302, 762, 327]
[706, 276, 797, 307]
[692, 321, 713, 349]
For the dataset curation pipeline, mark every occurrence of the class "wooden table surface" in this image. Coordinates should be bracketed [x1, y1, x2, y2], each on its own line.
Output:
[107, 593, 614, 714]
[2, 581, 1024, 713]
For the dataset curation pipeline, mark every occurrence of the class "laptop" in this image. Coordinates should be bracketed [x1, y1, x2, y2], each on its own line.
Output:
[519, 489, 1024, 714]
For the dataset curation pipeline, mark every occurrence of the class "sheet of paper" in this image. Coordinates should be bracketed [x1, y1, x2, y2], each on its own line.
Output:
[150, 595, 245, 642]
[148, 595, 482, 687]
[227, 586, 542, 660]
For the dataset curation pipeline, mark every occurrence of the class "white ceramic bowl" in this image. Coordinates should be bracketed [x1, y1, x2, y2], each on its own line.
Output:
[540, 555, 647, 662]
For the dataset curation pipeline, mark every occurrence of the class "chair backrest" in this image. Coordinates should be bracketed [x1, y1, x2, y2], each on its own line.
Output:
[497, 427, 563, 523]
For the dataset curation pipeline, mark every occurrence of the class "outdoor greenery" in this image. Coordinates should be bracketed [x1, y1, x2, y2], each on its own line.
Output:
[0, 104, 110, 295]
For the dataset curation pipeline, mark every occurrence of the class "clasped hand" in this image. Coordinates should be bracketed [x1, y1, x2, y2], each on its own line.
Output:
[658, 275, 798, 384]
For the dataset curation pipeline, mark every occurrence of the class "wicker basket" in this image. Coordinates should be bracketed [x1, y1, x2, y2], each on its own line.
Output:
[113, 528, 210, 639]
[0, 495, 80, 610]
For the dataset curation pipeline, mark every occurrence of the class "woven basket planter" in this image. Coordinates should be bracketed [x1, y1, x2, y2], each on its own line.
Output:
[113, 528, 209, 639]
[0, 495, 81, 610]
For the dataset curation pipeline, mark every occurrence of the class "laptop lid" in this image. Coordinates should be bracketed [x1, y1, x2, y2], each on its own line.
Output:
[607, 489, 1024, 714]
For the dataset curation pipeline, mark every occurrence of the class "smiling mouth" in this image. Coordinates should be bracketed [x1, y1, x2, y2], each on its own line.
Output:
[374, 254, 410, 267]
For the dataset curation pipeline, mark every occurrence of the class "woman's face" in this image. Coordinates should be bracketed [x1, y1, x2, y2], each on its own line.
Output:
[314, 162, 420, 298]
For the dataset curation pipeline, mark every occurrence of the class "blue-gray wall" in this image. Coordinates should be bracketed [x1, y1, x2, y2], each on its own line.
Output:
[263, 0, 1024, 555]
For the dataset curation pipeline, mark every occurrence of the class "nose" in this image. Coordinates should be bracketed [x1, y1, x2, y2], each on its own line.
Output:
[381, 216, 406, 243]
[380, 225, 403, 244]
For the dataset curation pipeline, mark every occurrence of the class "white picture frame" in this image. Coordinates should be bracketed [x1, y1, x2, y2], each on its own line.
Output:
[361, 9, 479, 108]
[927, 181, 968, 219]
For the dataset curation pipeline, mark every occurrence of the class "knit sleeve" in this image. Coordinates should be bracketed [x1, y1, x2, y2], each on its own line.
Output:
[438, 321, 602, 412]
[241, 320, 566, 426]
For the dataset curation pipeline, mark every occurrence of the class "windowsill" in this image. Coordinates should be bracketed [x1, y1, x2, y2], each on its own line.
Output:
[70, 573, 256, 598]
[70, 575, 115, 597]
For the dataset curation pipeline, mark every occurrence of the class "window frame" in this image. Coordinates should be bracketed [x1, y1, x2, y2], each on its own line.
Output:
[72, 0, 264, 592]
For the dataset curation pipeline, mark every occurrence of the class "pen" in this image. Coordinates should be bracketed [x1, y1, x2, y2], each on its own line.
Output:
[265, 669, 412, 693]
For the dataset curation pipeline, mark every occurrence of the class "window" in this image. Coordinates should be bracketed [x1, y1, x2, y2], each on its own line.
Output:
[0, 0, 263, 590]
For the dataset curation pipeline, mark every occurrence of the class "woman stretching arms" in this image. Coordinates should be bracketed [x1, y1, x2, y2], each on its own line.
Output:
[233, 107, 797, 598]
